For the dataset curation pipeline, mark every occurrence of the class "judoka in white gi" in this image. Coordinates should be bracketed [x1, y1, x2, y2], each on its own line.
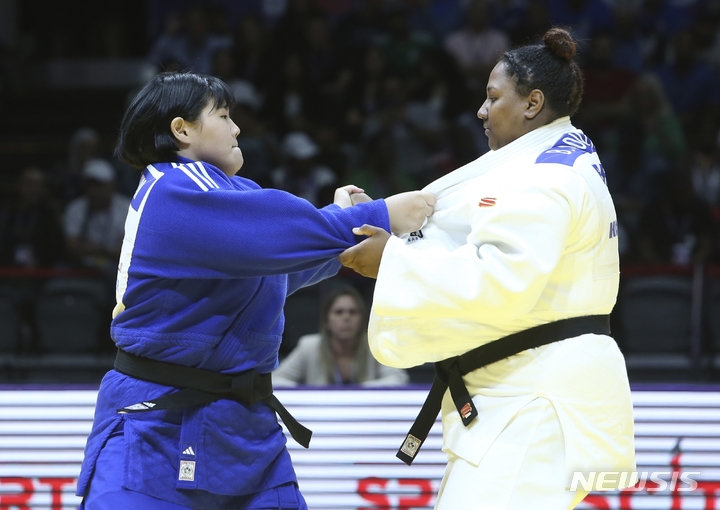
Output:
[340, 28, 636, 510]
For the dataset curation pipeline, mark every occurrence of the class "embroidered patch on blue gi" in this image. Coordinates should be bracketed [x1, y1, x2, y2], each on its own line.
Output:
[536, 132, 596, 167]
[179, 460, 196, 481]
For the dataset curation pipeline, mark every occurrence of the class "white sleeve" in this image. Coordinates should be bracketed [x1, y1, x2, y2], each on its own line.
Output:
[369, 179, 577, 366]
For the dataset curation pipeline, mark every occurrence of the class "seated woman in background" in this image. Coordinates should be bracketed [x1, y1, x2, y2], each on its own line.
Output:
[274, 286, 409, 386]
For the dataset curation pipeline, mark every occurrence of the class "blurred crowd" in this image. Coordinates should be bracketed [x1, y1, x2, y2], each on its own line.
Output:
[3, 0, 720, 358]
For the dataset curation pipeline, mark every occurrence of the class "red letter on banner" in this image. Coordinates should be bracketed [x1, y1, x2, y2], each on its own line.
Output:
[38, 478, 76, 510]
[398, 479, 433, 509]
[695, 481, 720, 510]
[0, 477, 33, 510]
[358, 477, 390, 509]
[581, 495, 611, 509]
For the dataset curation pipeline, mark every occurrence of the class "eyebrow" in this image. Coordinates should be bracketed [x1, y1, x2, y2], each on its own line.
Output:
[487, 86, 497, 93]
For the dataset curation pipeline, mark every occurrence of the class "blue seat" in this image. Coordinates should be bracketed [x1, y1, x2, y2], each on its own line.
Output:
[620, 275, 694, 355]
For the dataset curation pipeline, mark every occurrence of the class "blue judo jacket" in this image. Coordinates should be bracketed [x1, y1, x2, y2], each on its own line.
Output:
[76, 156, 390, 507]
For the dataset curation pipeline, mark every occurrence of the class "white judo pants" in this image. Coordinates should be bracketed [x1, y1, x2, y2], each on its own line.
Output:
[434, 397, 589, 510]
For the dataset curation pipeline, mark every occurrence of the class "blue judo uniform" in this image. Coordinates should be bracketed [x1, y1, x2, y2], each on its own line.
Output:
[76, 156, 390, 508]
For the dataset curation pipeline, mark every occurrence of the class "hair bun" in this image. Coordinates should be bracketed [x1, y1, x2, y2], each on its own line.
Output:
[543, 27, 576, 61]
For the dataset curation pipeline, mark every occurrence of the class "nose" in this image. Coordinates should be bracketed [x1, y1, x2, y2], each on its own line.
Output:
[231, 120, 240, 138]
[477, 103, 488, 121]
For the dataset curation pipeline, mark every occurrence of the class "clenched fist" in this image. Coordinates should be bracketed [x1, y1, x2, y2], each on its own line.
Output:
[333, 184, 366, 209]
[385, 191, 436, 234]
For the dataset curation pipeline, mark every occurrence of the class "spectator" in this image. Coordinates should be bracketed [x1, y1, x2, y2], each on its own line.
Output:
[444, 0, 511, 93]
[301, 15, 352, 123]
[640, 0, 697, 45]
[653, 30, 720, 136]
[63, 159, 131, 273]
[232, 15, 275, 88]
[312, 121, 352, 183]
[379, 4, 435, 80]
[269, 0, 322, 56]
[51, 127, 100, 204]
[688, 116, 720, 209]
[613, 74, 686, 202]
[0, 167, 66, 352]
[506, 0, 552, 47]
[230, 80, 279, 187]
[546, 0, 613, 41]
[273, 286, 409, 386]
[601, 76, 684, 261]
[335, 0, 388, 58]
[577, 32, 636, 145]
[405, 0, 466, 43]
[343, 45, 390, 140]
[147, 6, 232, 74]
[271, 131, 338, 206]
[363, 75, 441, 187]
[347, 133, 416, 198]
[0, 167, 64, 268]
[262, 53, 324, 134]
[610, 6, 647, 74]
[635, 170, 714, 265]
[302, 15, 341, 87]
[694, 7, 720, 69]
[210, 47, 240, 82]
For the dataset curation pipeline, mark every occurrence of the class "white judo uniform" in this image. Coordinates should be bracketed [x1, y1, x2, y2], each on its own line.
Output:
[368, 117, 637, 509]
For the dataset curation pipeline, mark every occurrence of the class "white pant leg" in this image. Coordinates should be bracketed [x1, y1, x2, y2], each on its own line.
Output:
[434, 397, 589, 510]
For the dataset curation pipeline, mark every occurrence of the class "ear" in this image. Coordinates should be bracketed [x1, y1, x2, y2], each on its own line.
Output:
[525, 89, 545, 120]
[170, 117, 192, 146]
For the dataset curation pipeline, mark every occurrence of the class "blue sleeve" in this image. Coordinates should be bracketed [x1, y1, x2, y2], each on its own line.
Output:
[286, 258, 341, 296]
[134, 184, 390, 279]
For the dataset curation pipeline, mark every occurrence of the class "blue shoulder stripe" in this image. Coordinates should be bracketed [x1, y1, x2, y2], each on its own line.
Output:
[536, 132, 596, 167]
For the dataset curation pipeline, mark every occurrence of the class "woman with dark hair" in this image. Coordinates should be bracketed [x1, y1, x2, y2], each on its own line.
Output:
[75, 71, 434, 509]
[273, 286, 408, 386]
[340, 28, 636, 509]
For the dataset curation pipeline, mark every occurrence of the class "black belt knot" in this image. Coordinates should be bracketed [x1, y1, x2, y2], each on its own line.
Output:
[396, 315, 610, 465]
[113, 349, 312, 448]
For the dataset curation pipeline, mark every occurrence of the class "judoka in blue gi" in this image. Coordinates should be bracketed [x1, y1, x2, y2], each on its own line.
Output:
[76, 71, 435, 510]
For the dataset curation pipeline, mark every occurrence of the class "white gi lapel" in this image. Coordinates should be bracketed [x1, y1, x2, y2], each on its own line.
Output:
[424, 116, 576, 200]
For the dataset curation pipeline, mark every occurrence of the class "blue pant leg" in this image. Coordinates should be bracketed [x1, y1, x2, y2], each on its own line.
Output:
[78, 430, 191, 510]
[242, 482, 308, 510]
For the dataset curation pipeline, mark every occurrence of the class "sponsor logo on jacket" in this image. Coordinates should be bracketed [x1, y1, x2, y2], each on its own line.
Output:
[407, 230, 424, 243]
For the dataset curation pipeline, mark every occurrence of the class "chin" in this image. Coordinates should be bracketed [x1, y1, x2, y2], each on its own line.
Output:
[485, 133, 497, 151]
[229, 157, 244, 176]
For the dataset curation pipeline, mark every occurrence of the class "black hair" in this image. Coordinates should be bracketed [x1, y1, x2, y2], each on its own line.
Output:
[115, 71, 235, 169]
[500, 27, 584, 118]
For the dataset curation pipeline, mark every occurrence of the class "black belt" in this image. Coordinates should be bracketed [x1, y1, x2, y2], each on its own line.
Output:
[113, 349, 312, 448]
[397, 315, 611, 465]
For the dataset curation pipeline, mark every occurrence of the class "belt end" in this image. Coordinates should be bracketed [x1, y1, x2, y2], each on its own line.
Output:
[396, 433, 422, 465]
[296, 429, 312, 449]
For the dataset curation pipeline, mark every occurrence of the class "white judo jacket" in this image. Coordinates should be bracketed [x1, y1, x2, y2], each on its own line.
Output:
[369, 117, 636, 487]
